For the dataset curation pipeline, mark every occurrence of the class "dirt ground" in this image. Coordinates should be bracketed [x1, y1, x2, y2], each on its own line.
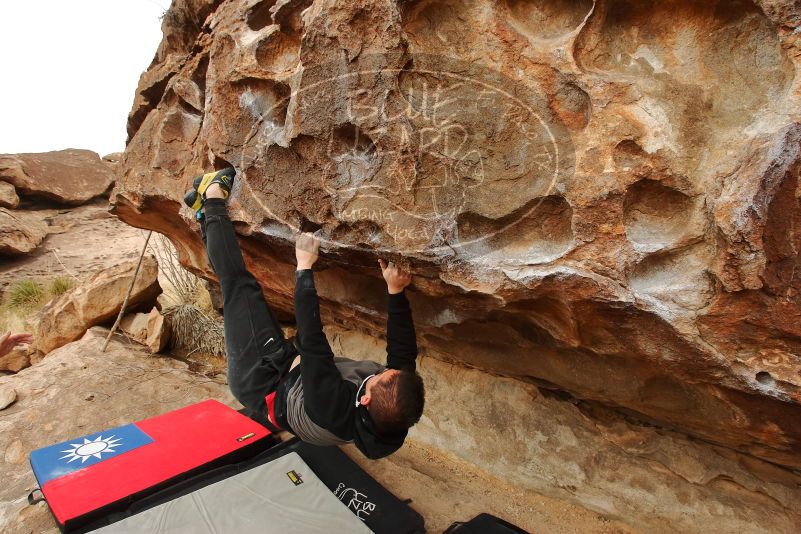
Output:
[343, 440, 640, 534]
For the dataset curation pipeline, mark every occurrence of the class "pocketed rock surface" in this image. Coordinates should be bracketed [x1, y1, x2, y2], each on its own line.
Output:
[112, 0, 801, 530]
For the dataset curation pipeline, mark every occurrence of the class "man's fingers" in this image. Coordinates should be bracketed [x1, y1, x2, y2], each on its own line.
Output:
[379, 258, 412, 278]
[297, 231, 315, 243]
[296, 231, 315, 240]
[11, 333, 32, 344]
[296, 232, 320, 250]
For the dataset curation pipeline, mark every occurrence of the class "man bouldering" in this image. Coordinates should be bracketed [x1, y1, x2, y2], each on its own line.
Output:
[186, 168, 425, 459]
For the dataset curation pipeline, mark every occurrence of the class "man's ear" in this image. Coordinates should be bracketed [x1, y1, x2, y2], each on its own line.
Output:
[360, 393, 371, 407]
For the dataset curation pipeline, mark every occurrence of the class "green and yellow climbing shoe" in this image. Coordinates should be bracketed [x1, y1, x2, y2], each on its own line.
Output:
[183, 167, 236, 217]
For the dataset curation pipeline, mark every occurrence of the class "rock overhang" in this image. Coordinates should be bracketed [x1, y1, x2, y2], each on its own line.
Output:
[113, 0, 801, 469]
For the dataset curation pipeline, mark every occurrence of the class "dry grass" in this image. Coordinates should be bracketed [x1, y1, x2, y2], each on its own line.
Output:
[0, 275, 78, 335]
[149, 234, 214, 311]
[7, 279, 47, 311]
[150, 233, 226, 374]
[163, 304, 225, 357]
[163, 304, 226, 376]
[49, 276, 75, 297]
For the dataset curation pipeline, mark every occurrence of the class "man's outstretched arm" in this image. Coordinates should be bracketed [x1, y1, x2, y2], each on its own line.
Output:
[294, 233, 356, 432]
[378, 259, 418, 371]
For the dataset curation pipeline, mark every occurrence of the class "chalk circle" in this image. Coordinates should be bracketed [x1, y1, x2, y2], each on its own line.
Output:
[237, 53, 575, 259]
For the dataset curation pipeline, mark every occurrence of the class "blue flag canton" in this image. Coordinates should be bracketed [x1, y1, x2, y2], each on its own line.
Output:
[30, 423, 154, 485]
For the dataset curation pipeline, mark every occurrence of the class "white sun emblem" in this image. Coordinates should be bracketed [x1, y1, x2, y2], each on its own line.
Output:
[60, 435, 122, 463]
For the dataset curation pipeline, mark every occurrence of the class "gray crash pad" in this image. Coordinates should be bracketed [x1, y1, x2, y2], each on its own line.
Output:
[92, 452, 373, 533]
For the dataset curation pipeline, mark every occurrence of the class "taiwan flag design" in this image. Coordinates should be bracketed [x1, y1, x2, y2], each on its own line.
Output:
[31, 424, 155, 486]
[29, 400, 272, 529]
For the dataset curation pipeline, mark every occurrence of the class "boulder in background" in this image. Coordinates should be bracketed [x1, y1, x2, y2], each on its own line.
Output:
[120, 307, 171, 353]
[34, 255, 161, 354]
[0, 182, 19, 209]
[0, 347, 30, 373]
[0, 149, 115, 206]
[0, 208, 47, 255]
[102, 152, 124, 164]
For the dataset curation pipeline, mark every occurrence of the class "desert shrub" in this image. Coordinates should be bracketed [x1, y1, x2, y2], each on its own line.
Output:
[163, 303, 225, 358]
[149, 234, 213, 310]
[7, 279, 47, 311]
[49, 276, 75, 297]
[1, 275, 74, 334]
[149, 234, 225, 372]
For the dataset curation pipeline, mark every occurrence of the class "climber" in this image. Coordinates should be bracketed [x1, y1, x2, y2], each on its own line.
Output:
[185, 168, 425, 459]
[0, 331, 32, 358]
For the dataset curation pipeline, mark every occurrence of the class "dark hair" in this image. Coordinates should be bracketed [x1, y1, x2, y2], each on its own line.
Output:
[369, 369, 425, 435]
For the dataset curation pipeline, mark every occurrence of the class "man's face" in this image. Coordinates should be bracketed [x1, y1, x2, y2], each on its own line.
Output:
[361, 369, 399, 406]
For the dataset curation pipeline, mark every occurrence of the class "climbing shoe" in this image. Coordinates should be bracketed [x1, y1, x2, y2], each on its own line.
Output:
[183, 167, 236, 218]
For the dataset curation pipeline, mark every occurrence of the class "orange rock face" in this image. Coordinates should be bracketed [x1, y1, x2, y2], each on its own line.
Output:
[113, 0, 801, 469]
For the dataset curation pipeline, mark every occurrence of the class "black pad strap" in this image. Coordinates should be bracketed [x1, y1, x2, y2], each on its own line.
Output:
[27, 488, 44, 505]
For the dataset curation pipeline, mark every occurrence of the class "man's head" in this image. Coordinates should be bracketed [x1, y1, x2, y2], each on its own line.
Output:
[360, 368, 425, 435]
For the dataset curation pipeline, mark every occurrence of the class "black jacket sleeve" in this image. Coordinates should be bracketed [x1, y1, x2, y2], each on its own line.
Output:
[294, 269, 356, 433]
[385, 289, 418, 371]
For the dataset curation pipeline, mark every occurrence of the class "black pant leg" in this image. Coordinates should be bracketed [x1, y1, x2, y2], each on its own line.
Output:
[202, 199, 296, 420]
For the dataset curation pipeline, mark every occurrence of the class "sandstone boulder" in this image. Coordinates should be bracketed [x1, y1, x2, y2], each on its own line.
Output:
[0, 149, 115, 206]
[0, 347, 30, 373]
[120, 307, 171, 353]
[0, 208, 47, 255]
[0, 182, 19, 209]
[120, 310, 149, 341]
[0, 327, 236, 534]
[0, 387, 16, 410]
[112, 0, 801, 475]
[34, 255, 161, 354]
[102, 152, 123, 164]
